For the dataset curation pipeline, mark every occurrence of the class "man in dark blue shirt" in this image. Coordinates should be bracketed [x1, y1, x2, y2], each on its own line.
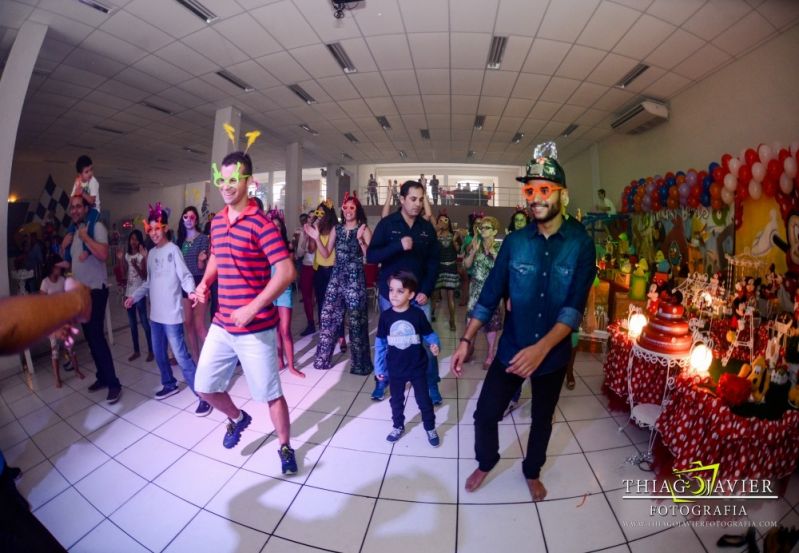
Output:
[452, 143, 596, 502]
[367, 180, 441, 402]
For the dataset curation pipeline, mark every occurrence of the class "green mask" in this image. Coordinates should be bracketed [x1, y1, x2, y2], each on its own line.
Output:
[211, 162, 249, 188]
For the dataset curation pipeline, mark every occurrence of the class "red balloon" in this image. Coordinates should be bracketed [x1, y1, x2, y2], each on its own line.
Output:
[690, 184, 701, 198]
[721, 154, 732, 170]
[711, 198, 723, 210]
[668, 186, 679, 199]
[710, 182, 722, 199]
[697, 170, 708, 182]
[745, 148, 759, 166]
[738, 164, 752, 184]
[688, 197, 699, 208]
[712, 166, 724, 183]
[667, 198, 678, 209]
[665, 172, 675, 180]
[763, 177, 777, 197]
[767, 159, 782, 180]
[779, 149, 791, 163]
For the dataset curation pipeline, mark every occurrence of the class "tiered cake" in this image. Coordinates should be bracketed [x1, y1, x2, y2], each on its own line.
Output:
[637, 301, 692, 355]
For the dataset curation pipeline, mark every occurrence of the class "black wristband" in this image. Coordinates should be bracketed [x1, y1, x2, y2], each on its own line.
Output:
[460, 337, 472, 345]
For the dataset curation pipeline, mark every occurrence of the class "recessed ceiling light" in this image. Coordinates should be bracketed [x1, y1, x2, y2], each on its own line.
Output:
[216, 70, 254, 93]
[342, 153, 354, 161]
[486, 36, 508, 70]
[615, 64, 649, 89]
[76, 0, 113, 15]
[288, 84, 317, 105]
[467, 150, 476, 158]
[174, 0, 218, 23]
[344, 132, 359, 144]
[399, 150, 407, 159]
[511, 132, 524, 144]
[420, 129, 431, 140]
[326, 43, 357, 74]
[299, 124, 319, 135]
[376, 116, 392, 130]
[183, 146, 204, 154]
[140, 101, 174, 116]
[474, 115, 485, 130]
[93, 125, 124, 135]
[561, 123, 579, 137]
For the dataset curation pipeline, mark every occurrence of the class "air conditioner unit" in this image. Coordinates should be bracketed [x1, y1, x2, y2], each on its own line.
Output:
[610, 99, 669, 135]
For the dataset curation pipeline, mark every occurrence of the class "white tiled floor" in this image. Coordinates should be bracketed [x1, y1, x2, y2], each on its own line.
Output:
[2, 298, 799, 552]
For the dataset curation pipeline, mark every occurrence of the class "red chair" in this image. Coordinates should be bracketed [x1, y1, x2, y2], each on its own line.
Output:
[364, 263, 379, 313]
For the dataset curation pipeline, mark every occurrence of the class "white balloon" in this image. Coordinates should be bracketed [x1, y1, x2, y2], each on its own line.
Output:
[721, 188, 735, 205]
[780, 173, 794, 195]
[790, 141, 799, 156]
[749, 179, 762, 200]
[785, 157, 798, 179]
[723, 173, 737, 191]
[728, 157, 741, 178]
[752, 161, 766, 183]
[759, 144, 774, 164]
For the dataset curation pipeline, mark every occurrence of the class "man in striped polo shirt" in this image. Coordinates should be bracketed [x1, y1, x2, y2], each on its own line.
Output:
[194, 151, 298, 475]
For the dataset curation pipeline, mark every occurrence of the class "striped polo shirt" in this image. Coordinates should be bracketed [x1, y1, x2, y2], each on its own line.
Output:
[210, 199, 289, 335]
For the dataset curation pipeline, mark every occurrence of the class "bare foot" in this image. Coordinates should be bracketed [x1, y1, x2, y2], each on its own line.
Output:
[76, 370, 86, 380]
[55, 380, 63, 389]
[465, 468, 489, 492]
[288, 366, 306, 379]
[527, 479, 547, 501]
[78, 251, 89, 262]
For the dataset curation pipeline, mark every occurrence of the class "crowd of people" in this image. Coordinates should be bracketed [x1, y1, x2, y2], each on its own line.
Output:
[0, 142, 598, 549]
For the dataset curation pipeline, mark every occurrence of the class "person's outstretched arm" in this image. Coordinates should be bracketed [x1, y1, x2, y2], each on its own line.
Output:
[381, 183, 393, 218]
[0, 279, 91, 355]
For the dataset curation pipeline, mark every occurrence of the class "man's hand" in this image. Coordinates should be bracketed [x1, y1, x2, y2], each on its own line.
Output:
[230, 303, 257, 327]
[400, 236, 413, 250]
[430, 343, 440, 356]
[415, 292, 428, 305]
[56, 324, 80, 349]
[506, 342, 549, 379]
[194, 281, 209, 302]
[123, 297, 134, 309]
[76, 224, 89, 242]
[188, 291, 204, 306]
[62, 233, 74, 252]
[376, 373, 386, 381]
[450, 341, 470, 377]
[64, 277, 91, 322]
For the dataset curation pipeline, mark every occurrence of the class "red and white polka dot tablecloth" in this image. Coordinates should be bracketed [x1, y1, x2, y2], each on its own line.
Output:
[657, 373, 799, 481]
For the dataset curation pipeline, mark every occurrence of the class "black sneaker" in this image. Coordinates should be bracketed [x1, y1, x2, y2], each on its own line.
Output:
[88, 380, 106, 392]
[386, 426, 404, 442]
[278, 444, 298, 475]
[223, 410, 252, 449]
[154, 385, 179, 400]
[5, 466, 22, 481]
[300, 325, 316, 337]
[106, 387, 122, 405]
[194, 400, 213, 417]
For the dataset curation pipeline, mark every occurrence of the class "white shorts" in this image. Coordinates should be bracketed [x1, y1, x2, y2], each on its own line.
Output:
[194, 324, 282, 402]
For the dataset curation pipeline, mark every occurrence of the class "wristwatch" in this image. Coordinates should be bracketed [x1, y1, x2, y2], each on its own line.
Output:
[460, 336, 473, 345]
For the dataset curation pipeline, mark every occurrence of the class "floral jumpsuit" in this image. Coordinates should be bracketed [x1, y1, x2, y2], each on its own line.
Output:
[314, 224, 373, 374]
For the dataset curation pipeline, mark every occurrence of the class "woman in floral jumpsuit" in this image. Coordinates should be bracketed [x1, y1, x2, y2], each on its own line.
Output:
[306, 194, 374, 374]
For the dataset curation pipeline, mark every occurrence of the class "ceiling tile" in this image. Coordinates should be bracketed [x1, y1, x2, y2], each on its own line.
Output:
[290, 44, 343, 79]
[251, 1, 319, 49]
[757, 0, 799, 30]
[452, 113, 475, 129]
[494, 0, 549, 36]
[313, 102, 347, 119]
[642, 71, 692, 98]
[712, 10, 777, 56]
[522, 38, 571, 75]
[575, 107, 611, 126]
[337, 38, 378, 73]
[497, 115, 524, 132]
[115, 67, 171, 95]
[577, 1, 640, 50]
[0, 1, 34, 29]
[528, 100, 559, 119]
[417, 69, 450, 95]
[293, 79, 333, 104]
[317, 75, 360, 100]
[381, 70, 419, 95]
[124, 0, 207, 39]
[538, 0, 602, 42]
[427, 114, 451, 128]
[450, 70, 484, 95]
[497, 36, 533, 72]
[84, 89, 134, 110]
[353, 0, 405, 35]
[393, 95, 424, 114]
[645, 28, 705, 69]
[587, 53, 639, 86]
[481, 71, 517, 97]
[294, 0, 362, 42]
[187, 76, 232, 102]
[38, 79, 93, 99]
[28, 9, 94, 44]
[155, 41, 217, 76]
[593, 87, 636, 111]
[503, 97, 534, 117]
[552, 104, 585, 124]
[539, 77, 581, 102]
[646, 0, 706, 26]
[511, 73, 549, 100]
[38, 36, 74, 64]
[399, 0, 449, 32]
[367, 34, 413, 71]
[401, 114, 428, 129]
[477, 96, 507, 116]
[212, 13, 283, 58]
[682, 0, 753, 40]
[612, 14, 676, 58]
[673, 43, 731, 80]
[450, 0, 499, 32]
[83, 29, 149, 65]
[452, 95, 479, 114]
[134, 55, 193, 86]
[338, 98, 372, 118]
[450, 33, 492, 70]
[156, 86, 206, 109]
[98, 10, 172, 52]
[622, 65, 665, 93]
[225, 60, 280, 90]
[62, 47, 125, 78]
[423, 95, 450, 114]
[556, 45, 606, 80]
[408, 33, 450, 70]
[568, 82, 608, 107]
[181, 28, 249, 67]
[611, 0, 655, 11]
[256, 51, 311, 84]
[350, 73, 390, 98]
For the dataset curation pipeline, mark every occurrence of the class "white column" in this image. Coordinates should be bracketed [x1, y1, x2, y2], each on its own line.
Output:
[285, 142, 303, 234]
[208, 106, 241, 214]
[266, 171, 274, 209]
[0, 21, 48, 374]
[325, 163, 339, 205]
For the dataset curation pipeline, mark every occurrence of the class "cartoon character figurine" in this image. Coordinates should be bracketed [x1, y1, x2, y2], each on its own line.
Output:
[646, 284, 659, 315]
[709, 272, 721, 295]
[654, 250, 669, 274]
[726, 298, 747, 344]
[618, 232, 630, 256]
[633, 258, 649, 277]
[738, 355, 771, 404]
[619, 256, 632, 274]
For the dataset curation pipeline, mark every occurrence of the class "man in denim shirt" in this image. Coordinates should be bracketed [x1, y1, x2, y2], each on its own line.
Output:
[452, 144, 596, 501]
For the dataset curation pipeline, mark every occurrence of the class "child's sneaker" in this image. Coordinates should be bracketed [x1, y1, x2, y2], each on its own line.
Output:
[426, 429, 440, 447]
[222, 410, 252, 449]
[371, 380, 387, 401]
[154, 385, 179, 400]
[194, 400, 213, 417]
[386, 426, 404, 442]
[278, 444, 298, 475]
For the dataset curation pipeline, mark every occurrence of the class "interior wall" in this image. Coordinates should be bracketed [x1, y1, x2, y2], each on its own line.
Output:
[591, 23, 799, 207]
[561, 148, 595, 216]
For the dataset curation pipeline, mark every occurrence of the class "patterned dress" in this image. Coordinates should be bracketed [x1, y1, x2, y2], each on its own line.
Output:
[435, 233, 460, 289]
[314, 224, 373, 374]
[467, 244, 503, 332]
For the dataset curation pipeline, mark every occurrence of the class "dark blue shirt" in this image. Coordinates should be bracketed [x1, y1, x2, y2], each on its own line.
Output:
[367, 210, 440, 298]
[472, 216, 596, 376]
[374, 306, 440, 379]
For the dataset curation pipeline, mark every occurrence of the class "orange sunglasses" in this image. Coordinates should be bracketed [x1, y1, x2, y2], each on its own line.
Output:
[522, 183, 563, 201]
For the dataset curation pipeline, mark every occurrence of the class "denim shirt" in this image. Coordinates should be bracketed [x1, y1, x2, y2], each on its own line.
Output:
[471, 216, 596, 377]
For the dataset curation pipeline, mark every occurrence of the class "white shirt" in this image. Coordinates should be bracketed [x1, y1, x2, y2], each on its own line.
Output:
[131, 242, 195, 325]
[603, 197, 617, 215]
[125, 252, 146, 296]
[40, 275, 65, 295]
[71, 176, 101, 210]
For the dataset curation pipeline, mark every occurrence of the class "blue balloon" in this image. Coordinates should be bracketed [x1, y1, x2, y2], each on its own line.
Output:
[638, 178, 646, 186]
[676, 171, 685, 177]
[667, 177, 676, 187]
[703, 176, 713, 187]
[708, 162, 720, 174]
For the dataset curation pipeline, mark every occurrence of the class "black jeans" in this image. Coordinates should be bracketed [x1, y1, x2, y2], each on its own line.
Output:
[389, 372, 435, 431]
[126, 297, 152, 354]
[82, 287, 120, 389]
[0, 466, 66, 552]
[473, 358, 566, 479]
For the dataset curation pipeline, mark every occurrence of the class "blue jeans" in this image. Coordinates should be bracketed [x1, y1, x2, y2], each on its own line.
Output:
[378, 296, 440, 390]
[151, 321, 196, 392]
[126, 298, 152, 354]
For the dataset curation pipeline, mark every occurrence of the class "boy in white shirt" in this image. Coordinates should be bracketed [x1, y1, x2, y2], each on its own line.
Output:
[66, 155, 101, 262]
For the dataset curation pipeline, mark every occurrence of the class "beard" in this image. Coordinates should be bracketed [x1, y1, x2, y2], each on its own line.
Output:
[529, 199, 561, 224]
